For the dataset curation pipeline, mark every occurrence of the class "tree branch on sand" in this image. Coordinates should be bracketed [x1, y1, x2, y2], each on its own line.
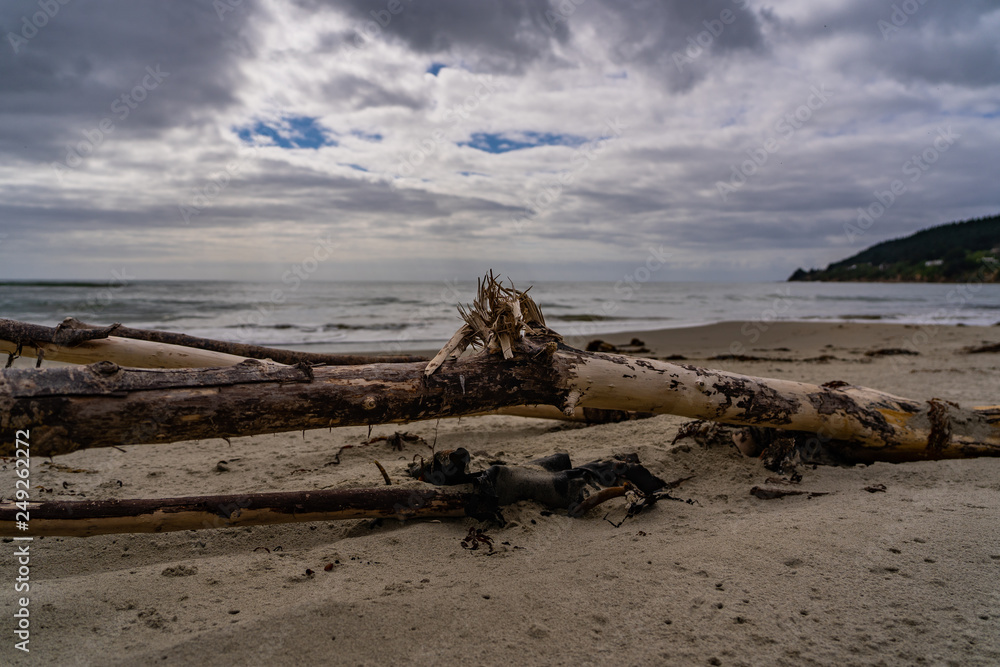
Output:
[0, 449, 673, 537]
[0, 275, 997, 463]
[0, 317, 426, 368]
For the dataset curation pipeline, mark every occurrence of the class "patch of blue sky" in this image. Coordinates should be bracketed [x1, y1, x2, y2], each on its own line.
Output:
[937, 108, 999, 119]
[458, 131, 588, 154]
[351, 129, 383, 142]
[817, 126, 855, 138]
[720, 105, 747, 128]
[236, 116, 336, 149]
[952, 108, 997, 119]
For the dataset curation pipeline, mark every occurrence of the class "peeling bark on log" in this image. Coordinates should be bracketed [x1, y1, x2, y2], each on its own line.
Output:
[0, 317, 426, 367]
[1, 334, 998, 462]
[559, 348, 1000, 461]
[0, 344, 570, 457]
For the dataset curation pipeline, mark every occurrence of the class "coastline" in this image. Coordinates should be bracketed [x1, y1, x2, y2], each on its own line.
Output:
[594, 319, 997, 360]
[3, 321, 999, 665]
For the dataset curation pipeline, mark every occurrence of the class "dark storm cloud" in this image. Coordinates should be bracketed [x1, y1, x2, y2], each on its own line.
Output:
[584, 0, 767, 90]
[791, 0, 996, 40]
[313, 0, 765, 86]
[783, 0, 1000, 88]
[860, 32, 1000, 88]
[319, 0, 570, 73]
[0, 0, 255, 161]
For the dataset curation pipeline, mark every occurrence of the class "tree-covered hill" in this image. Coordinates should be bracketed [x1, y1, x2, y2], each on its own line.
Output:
[789, 214, 1000, 282]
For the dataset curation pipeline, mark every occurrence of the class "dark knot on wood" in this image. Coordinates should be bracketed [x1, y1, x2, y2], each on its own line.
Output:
[89, 360, 120, 376]
[927, 398, 959, 452]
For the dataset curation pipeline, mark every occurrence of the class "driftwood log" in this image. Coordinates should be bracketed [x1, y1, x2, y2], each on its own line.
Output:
[0, 450, 669, 537]
[1, 315, 645, 421]
[1, 337, 998, 462]
[0, 488, 477, 537]
[0, 276, 998, 462]
[0, 317, 426, 367]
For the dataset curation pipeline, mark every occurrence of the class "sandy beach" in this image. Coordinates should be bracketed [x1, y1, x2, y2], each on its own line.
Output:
[3, 321, 999, 666]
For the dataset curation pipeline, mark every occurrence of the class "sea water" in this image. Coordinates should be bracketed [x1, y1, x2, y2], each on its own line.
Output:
[1, 280, 998, 353]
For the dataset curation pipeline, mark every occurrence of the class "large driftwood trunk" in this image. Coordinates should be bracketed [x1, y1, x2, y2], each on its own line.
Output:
[0, 316, 642, 426]
[2, 333, 998, 461]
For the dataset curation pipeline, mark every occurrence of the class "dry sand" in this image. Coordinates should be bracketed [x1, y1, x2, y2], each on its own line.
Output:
[3, 321, 1000, 666]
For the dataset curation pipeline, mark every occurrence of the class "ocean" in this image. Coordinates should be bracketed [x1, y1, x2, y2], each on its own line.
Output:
[1, 279, 998, 354]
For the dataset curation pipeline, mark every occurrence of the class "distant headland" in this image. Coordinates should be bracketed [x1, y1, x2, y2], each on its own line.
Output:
[789, 214, 1000, 283]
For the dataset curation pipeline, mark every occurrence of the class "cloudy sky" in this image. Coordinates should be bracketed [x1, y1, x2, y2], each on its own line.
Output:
[1, 0, 998, 283]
